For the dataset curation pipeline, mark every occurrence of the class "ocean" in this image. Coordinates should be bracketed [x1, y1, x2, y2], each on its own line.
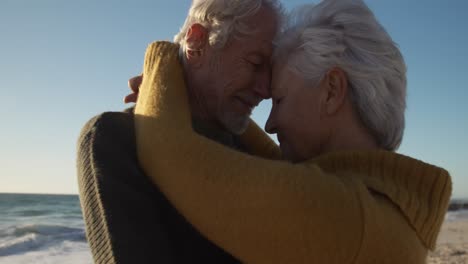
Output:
[0, 193, 92, 264]
[0, 193, 467, 263]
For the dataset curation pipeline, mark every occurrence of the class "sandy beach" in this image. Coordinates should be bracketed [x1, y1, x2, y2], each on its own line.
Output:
[427, 219, 468, 263]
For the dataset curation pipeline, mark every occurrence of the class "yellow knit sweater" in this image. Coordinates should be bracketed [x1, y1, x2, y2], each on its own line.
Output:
[134, 42, 452, 264]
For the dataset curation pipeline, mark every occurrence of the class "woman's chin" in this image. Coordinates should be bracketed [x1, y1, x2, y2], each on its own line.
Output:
[280, 146, 297, 162]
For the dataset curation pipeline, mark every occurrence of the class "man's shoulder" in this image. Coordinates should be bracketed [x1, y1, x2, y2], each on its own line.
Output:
[80, 109, 133, 136]
[76, 109, 150, 187]
[77, 109, 137, 154]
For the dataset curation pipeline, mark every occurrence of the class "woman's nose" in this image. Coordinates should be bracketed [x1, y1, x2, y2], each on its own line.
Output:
[265, 112, 277, 134]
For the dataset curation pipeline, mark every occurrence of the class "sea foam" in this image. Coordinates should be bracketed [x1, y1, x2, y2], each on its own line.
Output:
[0, 193, 92, 264]
[0, 224, 86, 257]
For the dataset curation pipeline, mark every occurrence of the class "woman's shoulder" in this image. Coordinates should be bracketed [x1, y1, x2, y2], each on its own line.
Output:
[310, 150, 451, 262]
[353, 190, 428, 264]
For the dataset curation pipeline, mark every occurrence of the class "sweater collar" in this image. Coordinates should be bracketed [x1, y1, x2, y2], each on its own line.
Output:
[311, 150, 452, 250]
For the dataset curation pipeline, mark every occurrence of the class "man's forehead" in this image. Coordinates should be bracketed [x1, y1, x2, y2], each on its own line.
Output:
[242, 6, 279, 57]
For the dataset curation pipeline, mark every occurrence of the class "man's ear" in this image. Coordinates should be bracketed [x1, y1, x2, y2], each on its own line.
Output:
[322, 67, 349, 115]
[185, 23, 209, 64]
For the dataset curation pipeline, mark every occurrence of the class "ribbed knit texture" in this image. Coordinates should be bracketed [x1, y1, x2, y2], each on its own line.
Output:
[77, 116, 116, 264]
[134, 41, 452, 263]
[77, 111, 244, 263]
[313, 150, 452, 250]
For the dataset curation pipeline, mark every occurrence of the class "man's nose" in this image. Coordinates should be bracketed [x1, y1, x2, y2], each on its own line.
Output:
[253, 69, 271, 99]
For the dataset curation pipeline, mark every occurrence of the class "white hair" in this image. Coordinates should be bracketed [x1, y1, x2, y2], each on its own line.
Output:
[276, 0, 407, 151]
[174, 0, 283, 52]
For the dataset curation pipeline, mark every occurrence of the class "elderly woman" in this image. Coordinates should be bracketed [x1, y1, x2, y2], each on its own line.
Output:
[134, 0, 451, 263]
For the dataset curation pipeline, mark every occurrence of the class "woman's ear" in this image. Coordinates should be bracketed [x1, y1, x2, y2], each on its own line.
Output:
[185, 23, 209, 64]
[323, 67, 348, 115]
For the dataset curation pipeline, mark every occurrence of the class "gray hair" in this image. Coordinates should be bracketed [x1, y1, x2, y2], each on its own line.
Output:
[276, 0, 407, 151]
[174, 0, 283, 52]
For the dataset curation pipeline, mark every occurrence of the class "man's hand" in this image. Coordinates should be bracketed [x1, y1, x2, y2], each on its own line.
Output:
[124, 75, 143, 103]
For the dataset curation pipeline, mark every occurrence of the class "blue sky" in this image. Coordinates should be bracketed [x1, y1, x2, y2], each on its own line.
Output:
[0, 0, 466, 198]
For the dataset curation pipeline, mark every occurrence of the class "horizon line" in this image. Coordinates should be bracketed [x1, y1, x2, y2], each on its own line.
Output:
[0, 191, 78, 196]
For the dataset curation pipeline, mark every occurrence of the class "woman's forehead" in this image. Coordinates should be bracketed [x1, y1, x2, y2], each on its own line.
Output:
[271, 64, 296, 96]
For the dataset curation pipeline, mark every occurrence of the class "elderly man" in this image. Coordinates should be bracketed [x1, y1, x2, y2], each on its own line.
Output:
[77, 0, 282, 263]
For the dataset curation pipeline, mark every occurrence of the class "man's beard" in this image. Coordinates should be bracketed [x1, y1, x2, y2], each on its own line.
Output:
[220, 110, 251, 135]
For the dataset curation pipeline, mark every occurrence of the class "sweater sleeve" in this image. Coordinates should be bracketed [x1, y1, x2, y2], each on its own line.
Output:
[134, 42, 364, 264]
[240, 118, 282, 160]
